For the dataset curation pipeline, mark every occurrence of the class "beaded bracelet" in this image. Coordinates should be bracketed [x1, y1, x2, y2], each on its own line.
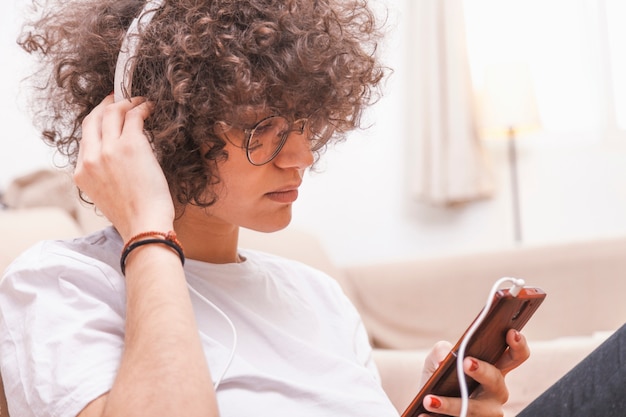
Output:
[123, 230, 184, 252]
[120, 231, 185, 275]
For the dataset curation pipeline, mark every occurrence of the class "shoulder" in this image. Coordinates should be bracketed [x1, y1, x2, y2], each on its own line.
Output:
[1, 226, 125, 302]
[0, 227, 125, 417]
[6, 226, 120, 268]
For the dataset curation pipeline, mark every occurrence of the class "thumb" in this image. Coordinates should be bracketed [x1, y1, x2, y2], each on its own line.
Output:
[419, 341, 453, 389]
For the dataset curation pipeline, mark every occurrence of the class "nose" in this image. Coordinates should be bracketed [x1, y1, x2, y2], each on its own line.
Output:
[272, 130, 314, 170]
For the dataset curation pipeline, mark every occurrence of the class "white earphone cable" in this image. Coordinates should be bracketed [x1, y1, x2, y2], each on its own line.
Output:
[116, 0, 238, 390]
[456, 277, 525, 417]
[186, 283, 238, 391]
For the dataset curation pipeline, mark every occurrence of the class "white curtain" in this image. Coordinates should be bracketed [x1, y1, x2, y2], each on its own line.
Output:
[407, 0, 493, 206]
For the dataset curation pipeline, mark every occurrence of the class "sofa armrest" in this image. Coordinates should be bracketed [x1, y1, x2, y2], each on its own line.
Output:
[344, 237, 626, 349]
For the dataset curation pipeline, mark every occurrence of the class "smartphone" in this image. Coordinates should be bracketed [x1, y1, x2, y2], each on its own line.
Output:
[401, 285, 546, 417]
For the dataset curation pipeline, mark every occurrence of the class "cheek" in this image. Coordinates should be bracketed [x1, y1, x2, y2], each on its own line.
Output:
[214, 156, 262, 205]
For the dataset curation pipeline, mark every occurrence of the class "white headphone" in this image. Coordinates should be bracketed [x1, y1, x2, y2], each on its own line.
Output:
[113, 0, 165, 102]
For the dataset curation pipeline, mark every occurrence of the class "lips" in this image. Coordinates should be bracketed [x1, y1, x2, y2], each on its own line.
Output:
[265, 184, 300, 203]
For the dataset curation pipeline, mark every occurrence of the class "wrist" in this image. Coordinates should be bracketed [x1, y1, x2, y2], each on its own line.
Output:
[120, 230, 185, 275]
[117, 221, 175, 243]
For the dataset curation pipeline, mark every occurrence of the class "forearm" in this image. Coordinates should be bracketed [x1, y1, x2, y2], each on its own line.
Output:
[103, 245, 218, 417]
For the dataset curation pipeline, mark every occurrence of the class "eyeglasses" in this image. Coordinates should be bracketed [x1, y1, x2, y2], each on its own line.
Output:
[239, 115, 323, 166]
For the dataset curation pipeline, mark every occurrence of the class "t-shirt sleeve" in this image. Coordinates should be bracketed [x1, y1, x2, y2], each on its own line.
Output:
[0, 241, 125, 417]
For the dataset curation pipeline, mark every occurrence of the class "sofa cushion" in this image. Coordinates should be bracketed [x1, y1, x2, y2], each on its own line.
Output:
[0, 373, 7, 417]
[2, 169, 76, 215]
[2, 169, 111, 235]
[0, 207, 83, 274]
[372, 348, 426, 414]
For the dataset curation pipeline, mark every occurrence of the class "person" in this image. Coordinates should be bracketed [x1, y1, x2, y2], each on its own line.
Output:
[0, 0, 531, 416]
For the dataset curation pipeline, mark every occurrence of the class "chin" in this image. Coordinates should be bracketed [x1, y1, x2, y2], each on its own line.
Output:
[251, 220, 291, 234]
[244, 211, 292, 233]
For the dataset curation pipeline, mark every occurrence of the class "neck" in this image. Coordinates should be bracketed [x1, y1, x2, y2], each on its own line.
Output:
[173, 207, 240, 264]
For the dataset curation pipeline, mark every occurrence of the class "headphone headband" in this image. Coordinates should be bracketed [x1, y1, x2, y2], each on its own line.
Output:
[113, 0, 166, 102]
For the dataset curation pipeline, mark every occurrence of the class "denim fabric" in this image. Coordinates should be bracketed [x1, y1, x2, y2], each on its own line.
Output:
[518, 322, 626, 417]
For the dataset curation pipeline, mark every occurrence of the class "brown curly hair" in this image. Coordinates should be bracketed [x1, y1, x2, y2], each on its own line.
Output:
[19, 0, 386, 207]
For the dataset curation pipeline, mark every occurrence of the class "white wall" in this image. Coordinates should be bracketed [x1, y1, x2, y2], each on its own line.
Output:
[3, 0, 626, 267]
[0, 0, 59, 185]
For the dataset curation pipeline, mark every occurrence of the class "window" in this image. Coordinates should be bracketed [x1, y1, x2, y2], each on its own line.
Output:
[606, 0, 626, 129]
[463, 0, 625, 136]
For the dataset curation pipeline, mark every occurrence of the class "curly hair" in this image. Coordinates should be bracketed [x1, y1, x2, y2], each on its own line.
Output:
[19, 0, 386, 207]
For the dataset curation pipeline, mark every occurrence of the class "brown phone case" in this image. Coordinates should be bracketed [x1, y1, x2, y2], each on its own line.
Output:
[401, 286, 546, 417]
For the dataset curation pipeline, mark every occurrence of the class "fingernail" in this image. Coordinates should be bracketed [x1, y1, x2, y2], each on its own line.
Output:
[430, 396, 441, 409]
[469, 358, 479, 372]
[514, 330, 522, 342]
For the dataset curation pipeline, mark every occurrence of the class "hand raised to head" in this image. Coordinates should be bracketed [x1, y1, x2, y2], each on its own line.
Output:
[74, 95, 175, 242]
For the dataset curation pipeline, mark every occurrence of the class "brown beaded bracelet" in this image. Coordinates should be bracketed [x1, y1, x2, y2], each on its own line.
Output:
[120, 231, 185, 275]
[123, 230, 184, 253]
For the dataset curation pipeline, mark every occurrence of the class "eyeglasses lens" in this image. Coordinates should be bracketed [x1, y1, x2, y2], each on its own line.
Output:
[247, 116, 291, 165]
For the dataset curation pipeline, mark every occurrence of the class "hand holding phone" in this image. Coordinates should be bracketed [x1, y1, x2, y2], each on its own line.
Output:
[402, 284, 546, 417]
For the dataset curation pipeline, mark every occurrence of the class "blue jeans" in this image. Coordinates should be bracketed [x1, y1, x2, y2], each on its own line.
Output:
[517, 322, 626, 417]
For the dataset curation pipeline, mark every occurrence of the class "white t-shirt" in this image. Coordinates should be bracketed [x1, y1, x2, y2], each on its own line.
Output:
[0, 227, 399, 417]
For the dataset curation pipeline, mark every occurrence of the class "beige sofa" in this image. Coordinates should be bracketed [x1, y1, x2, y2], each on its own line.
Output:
[1, 170, 624, 416]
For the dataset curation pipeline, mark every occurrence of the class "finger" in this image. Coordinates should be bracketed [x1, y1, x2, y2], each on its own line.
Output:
[424, 393, 504, 417]
[419, 340, 453, 389]
[425, 341, 453, 373]
[422, 395, 447, 415]
[75, 94, 116, 189]
[119, 100, 154, 141]
[100, 96, 147, 143]
[463, 357, 508, 404]
[99, 98, 154, 166]
[78, 94, 115, 163]
[495, 329, 531, 375]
